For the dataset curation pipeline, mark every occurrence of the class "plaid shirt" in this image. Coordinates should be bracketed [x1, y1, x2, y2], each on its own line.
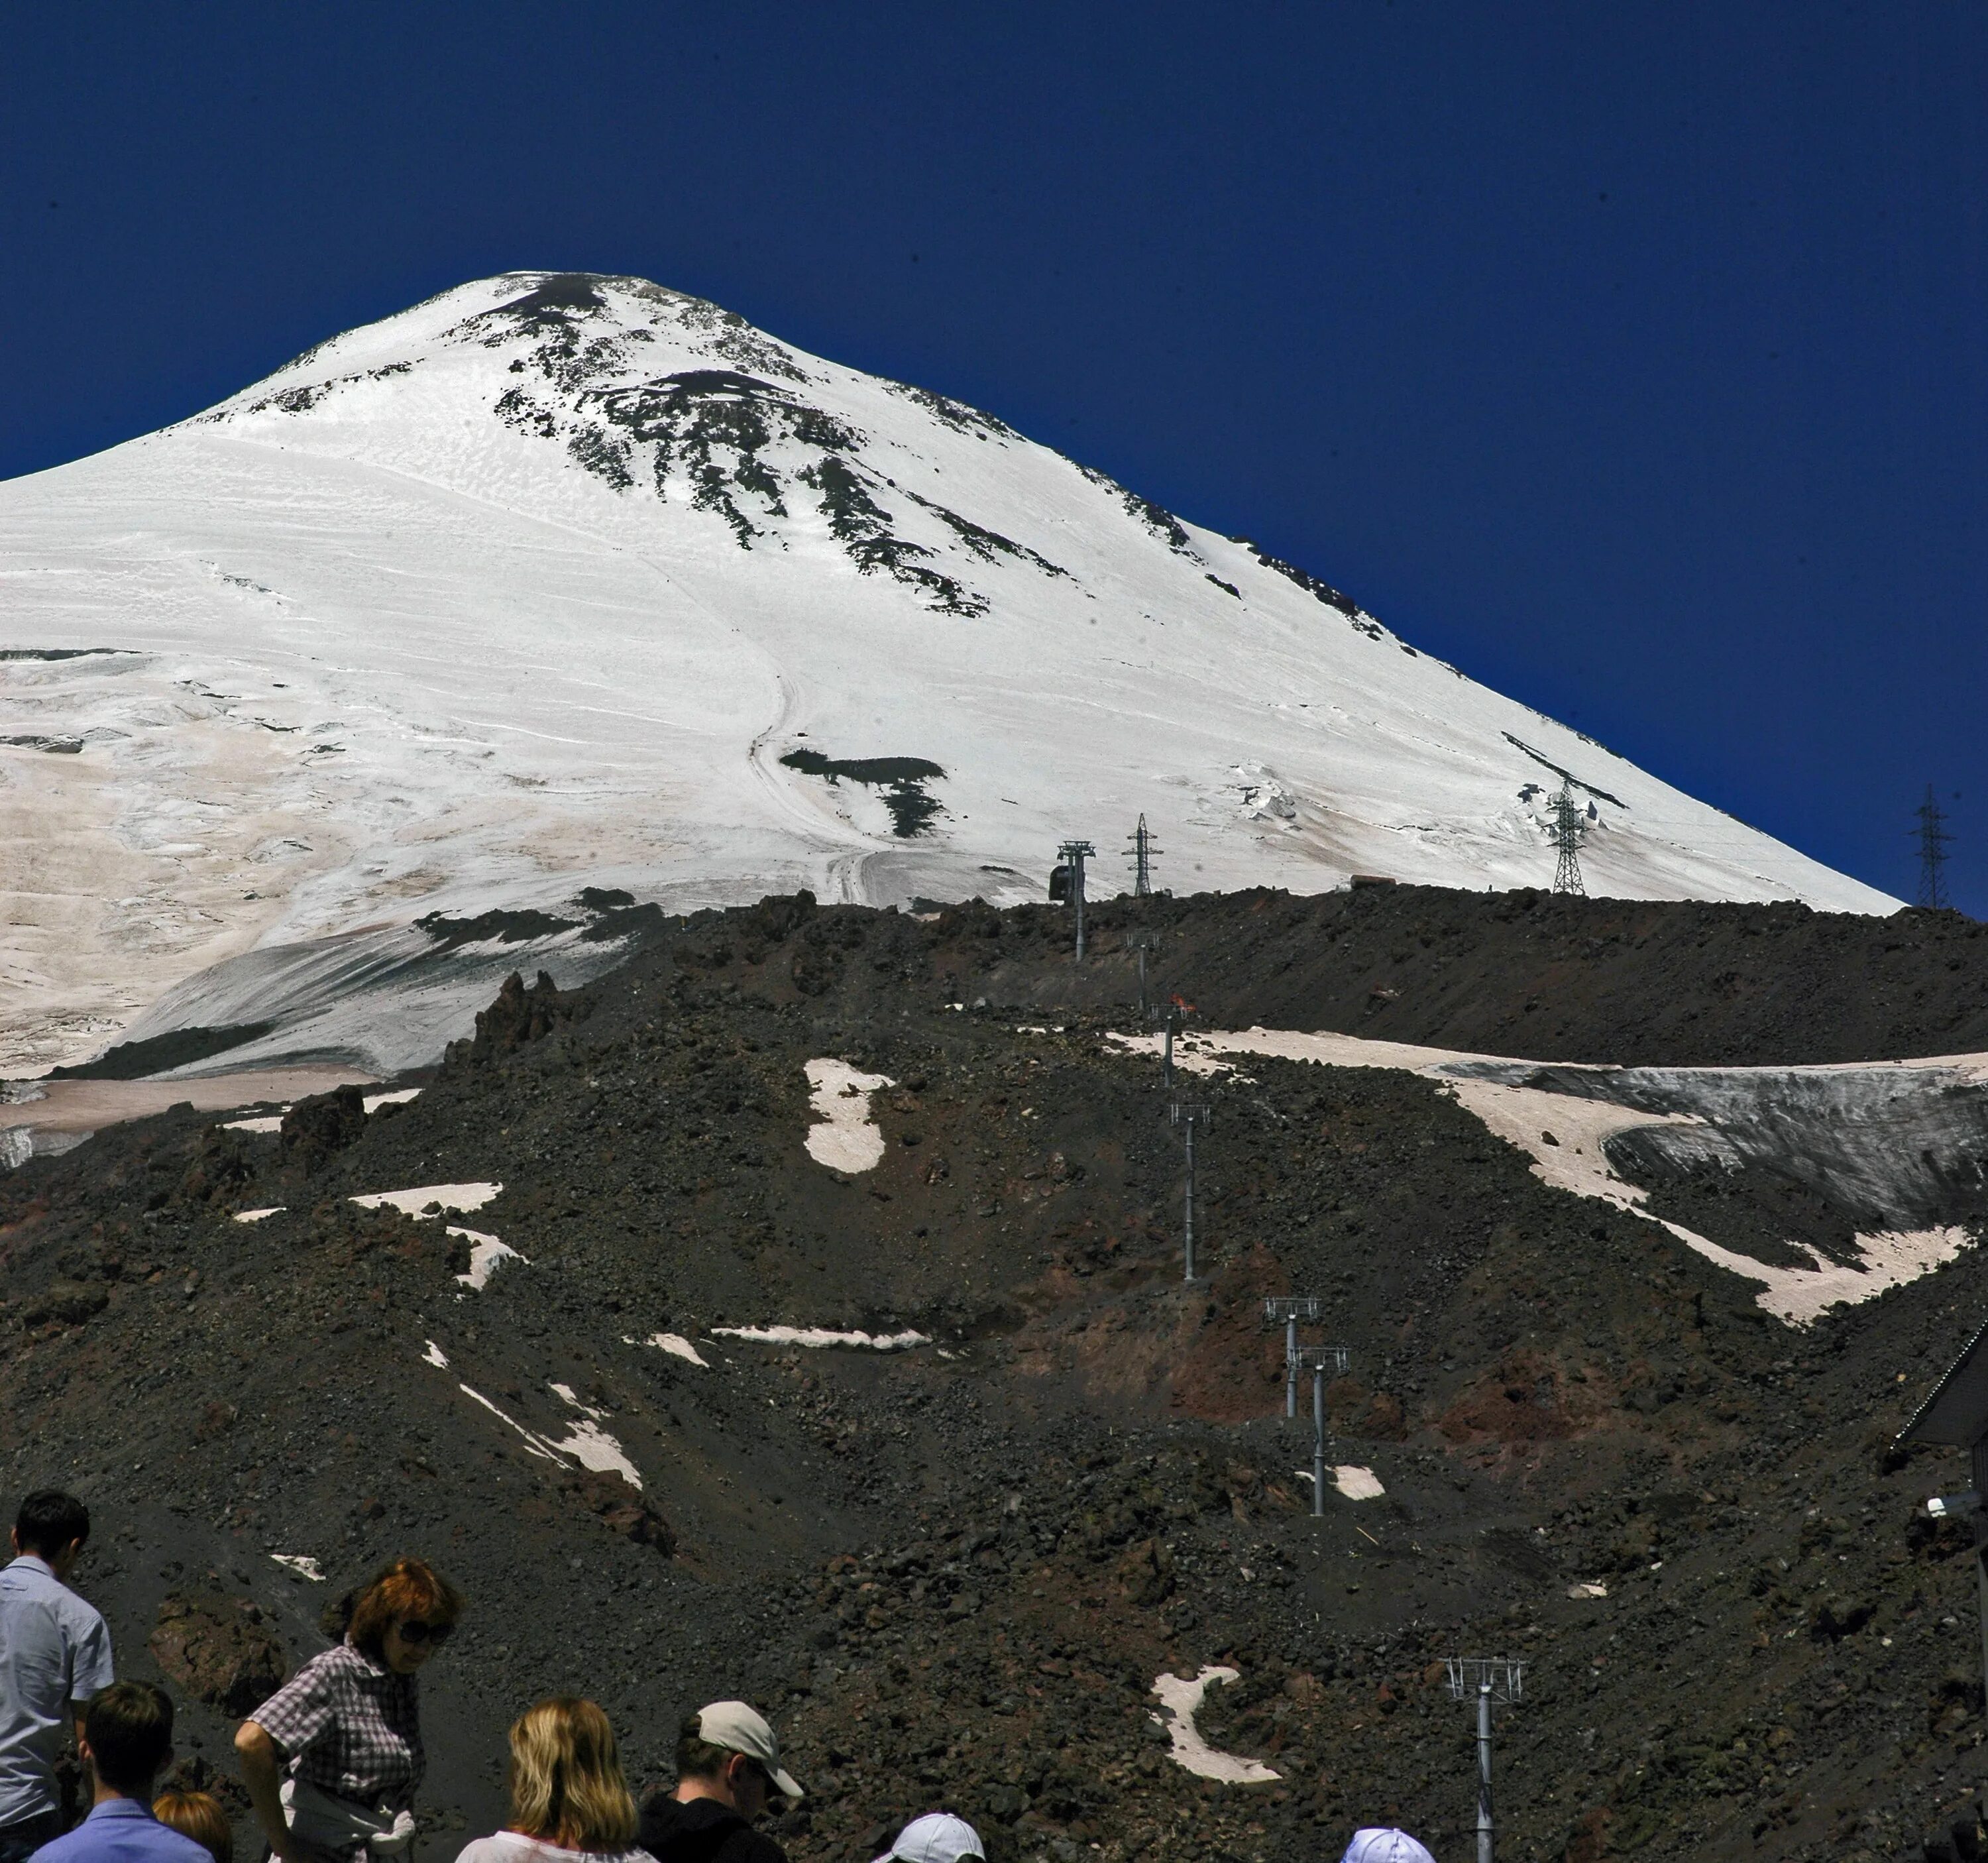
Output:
[252, 1642, 423, 1810]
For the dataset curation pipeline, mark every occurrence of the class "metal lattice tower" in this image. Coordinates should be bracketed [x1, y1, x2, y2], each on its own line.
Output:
[1127, 815, 1161, 896]
[1170, 1100, 1211, 1281]
[1550, 781, 1587, 897]
[1058, 839, 1095, 959]
[1445, 1660, 1525, 1863]
[1914, 785, 1954, 910]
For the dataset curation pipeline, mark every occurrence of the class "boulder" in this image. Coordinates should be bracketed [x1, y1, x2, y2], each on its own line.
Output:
[280, 1086, 367, 1174]
[149, 1593, 290, 1717]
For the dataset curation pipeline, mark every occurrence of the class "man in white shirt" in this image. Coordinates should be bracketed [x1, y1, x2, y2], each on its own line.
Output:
[0, 1494, 115, 1863]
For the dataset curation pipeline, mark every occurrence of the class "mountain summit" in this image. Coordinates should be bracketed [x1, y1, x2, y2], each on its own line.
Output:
[0, 272, 1895, 1073]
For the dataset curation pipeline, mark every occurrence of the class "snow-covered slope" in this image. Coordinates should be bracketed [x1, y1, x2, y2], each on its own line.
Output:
[0, 272, 1897, 1074]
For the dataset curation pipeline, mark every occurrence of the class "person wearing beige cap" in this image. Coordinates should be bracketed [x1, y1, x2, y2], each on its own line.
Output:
[635, 1704, 801, 1863]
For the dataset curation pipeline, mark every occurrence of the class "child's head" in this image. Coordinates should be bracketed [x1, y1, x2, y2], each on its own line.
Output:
[152, 1790, 233, 1863]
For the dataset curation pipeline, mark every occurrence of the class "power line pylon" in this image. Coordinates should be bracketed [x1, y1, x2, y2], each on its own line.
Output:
[1127, 815, 1160, 896]
[1914, 784, 1954, 910]
[1550, 782, 1586, 897]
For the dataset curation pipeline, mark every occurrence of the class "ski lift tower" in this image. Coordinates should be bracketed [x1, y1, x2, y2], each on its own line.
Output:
[1058, 839, 1095, 960]
[1262, 1296, 1324, 1418]
[1292, 1343, 1350, 1515]
[1169, 1100, 1211, 1282]
[1129, 932, 1158, 1017]
[1148, 998, 1189, 1087]
[1899, 1321, 1988, 1707]
[1551, 782, 1587, 897]
[1444, 1658, 1525, 1863]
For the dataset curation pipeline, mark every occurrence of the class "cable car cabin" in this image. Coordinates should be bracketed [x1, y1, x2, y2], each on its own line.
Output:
[1048, 863, 1072, 902]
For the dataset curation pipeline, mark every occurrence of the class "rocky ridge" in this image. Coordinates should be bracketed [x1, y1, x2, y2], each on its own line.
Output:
[4, 885, 1987, 1863]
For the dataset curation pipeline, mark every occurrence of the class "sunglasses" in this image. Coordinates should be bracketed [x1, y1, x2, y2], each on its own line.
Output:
[394, 1619, 455, 1646]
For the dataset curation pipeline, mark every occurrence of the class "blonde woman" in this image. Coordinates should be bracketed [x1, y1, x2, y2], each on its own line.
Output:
[455, 1699, 644, 1863]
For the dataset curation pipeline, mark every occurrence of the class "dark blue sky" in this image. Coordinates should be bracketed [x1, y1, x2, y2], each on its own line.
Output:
[5, 3, 1983, 911]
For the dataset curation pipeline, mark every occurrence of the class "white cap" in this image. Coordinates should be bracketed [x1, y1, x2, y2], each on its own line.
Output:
[873, 1815, 985, 1863]
[694, 1701, 803, 1802]
[1341, 1832, 1435, 1863]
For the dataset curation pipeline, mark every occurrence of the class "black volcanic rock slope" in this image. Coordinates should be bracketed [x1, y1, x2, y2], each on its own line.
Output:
[5, 889, 1988, 1863]
[951, 885, 1988, 1067]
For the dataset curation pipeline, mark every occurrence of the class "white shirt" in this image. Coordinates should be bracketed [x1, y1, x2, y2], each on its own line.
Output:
[0, 1555, 115, 1828]
[455, 1833, 646, 1863]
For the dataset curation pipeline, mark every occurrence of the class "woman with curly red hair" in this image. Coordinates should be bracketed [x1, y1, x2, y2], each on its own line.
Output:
[235, 1557, 463, 1863]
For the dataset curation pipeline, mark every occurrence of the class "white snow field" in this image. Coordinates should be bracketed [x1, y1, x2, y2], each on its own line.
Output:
[0, 270, 1898, 1076]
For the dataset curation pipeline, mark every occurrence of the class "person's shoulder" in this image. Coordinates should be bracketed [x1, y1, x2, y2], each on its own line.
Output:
[26, 1825, 89, 1863]
[634, 1795, 681, 1849]
[635, 1799, 752, 1863]
[146, 1821, 219, 1863]
[55, 1580, 108, 1634]
[635, 1791, 688, 1830]
[453, 1833, 531, 1863]
[26, 1808, 195, 1863]
[1, 1557, 54, 1601]
[718, 1828, 786, 1863]
[295, 1640, 366, 1681]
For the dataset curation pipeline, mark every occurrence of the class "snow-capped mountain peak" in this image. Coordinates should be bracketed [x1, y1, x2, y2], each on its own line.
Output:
[0, 270, 1895, 1074]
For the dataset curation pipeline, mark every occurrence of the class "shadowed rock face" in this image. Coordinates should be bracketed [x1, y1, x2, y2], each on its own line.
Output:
[279, 1084, 368, 1174]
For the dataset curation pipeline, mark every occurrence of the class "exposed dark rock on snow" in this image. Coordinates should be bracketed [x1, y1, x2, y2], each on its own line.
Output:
[417, 909, 582, 948]
[778, 752, 947, 838]
[52, 1024, 276, 1080]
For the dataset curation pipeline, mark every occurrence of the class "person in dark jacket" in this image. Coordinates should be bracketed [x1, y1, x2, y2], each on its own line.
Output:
[635, 1705, 800, 1863]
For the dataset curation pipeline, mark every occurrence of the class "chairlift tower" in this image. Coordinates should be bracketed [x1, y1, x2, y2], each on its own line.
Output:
[1445, 1658, 1525, 1863]
[1914, 785, 1955, 910]
[1292, 1343, 1350, 1515]
[1170, 1100, 1211, 1281]
[1058, 839, 1095, 960]
[1262, 1296, 1324, 1418]
[1148, 1000, 1187, 1086]
[1127, 815, 1161, 897]
[1550, 782, 1586, 897]
[1129, 932, 1159, 1017]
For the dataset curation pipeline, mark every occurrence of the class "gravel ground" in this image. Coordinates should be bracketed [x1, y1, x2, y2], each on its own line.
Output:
[5, 886, 1988, 1863]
